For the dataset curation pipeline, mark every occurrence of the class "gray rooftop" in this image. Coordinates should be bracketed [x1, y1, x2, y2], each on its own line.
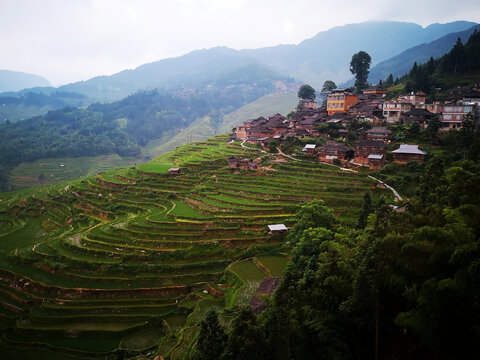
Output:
[392, 144, 427, 155]
[268, 224, 288, 231]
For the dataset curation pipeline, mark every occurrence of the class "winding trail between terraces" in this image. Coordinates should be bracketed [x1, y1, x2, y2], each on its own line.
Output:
[240, 140, 403, 202]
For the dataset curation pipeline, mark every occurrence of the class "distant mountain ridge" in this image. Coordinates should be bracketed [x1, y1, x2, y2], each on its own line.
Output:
[58, 47, 265, 101]
[241, 21, 477, 88]
[32, 20, 474, 101]
[368, 24, 480, 83]
[0, 70, 51, 93]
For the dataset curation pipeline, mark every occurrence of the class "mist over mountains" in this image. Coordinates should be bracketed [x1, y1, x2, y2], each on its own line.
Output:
[2, 20, 477, 101]
[0, 70, 51, 93]
[366, 24, 480, 84]
[241, 20, 478, 88]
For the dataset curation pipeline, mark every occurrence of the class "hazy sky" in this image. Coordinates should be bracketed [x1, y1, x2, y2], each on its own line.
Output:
[1, 0, 479, 86]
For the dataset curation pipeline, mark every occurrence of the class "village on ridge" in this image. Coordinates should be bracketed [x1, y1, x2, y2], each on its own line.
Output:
[230, 84, 480, 170]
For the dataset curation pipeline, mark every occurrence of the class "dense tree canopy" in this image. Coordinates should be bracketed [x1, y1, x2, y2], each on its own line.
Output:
[394, 30, 480, 95]
[350, 51, 372, 92]
[320, 80, 337, 98]
[297, 84, 316, 100]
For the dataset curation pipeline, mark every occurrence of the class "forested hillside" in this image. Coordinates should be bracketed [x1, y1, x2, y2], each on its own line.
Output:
[394, 29, 480, 96]
[242, 21, 477, 89]
[0, 91, 93, 122]
[0, 64, 294, 191]
[368, 24, 480, 83]
[58, 47, 267, 101]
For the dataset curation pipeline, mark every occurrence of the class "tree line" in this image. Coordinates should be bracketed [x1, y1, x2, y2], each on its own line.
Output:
[391, 29, 480, 96]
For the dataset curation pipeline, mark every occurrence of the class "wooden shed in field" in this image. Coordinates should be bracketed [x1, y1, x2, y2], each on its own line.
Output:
[268, 224, 288, 234]
[168, 167, 181, 175]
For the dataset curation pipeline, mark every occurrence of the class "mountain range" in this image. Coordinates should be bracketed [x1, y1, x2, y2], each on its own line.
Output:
[241, 21, 478, 89]
[367, 24, 480, 83]
[2, 21, 477, 102]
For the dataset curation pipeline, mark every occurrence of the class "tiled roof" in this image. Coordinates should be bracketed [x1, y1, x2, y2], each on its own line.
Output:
[318, 140, 350, 152]
[392, 144, 427, 155]
[356, 140, 386, 147]
[367, 127, 392, 134]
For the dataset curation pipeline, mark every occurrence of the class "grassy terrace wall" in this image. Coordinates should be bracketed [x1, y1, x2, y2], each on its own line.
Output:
[0, 134, 393, 358]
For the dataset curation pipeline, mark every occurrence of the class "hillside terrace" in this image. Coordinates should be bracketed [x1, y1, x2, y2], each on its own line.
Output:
[0, 134, 394, 357]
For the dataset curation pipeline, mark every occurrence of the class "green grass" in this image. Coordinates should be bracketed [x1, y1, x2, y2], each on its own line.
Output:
[9, 154, 138, 189]
[169, 200, 210, 219]
[138, 153, 174, 174]
[255, 255, 290, 277]
[0, 218, 45, 253]
[120, 328, 164, 350]
[230, 260, 267, 282]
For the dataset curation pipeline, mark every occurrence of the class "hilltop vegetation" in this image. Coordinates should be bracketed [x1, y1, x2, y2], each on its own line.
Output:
[0, 135, 392, 358]
[0, 91, 94, 122]
[388, 29, 480, 97]
[368, 24, 480, 83]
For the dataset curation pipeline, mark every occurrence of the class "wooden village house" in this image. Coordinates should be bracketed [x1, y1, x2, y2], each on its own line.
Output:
[317, 140, 353, 164]
[302, 144, 316, 154]
[354, 140, 387, 166]
[392, 144, 427, 164]
[366, 127, 392, 142]
[362, 84, 387, 97]
[367, 154, 385, 169]
[228, 156, 257, 170]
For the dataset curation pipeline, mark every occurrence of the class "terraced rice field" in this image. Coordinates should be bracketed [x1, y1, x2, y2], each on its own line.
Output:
[0, 134, 393, 358]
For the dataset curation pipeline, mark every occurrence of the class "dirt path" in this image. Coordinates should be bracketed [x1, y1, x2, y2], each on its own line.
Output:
[368, 175, 403, 201]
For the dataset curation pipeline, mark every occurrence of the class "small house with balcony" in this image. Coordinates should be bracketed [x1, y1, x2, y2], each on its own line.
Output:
[354, 140, 387, 166]
[366, 127, 392, 142]
[367, 154, 385, 169]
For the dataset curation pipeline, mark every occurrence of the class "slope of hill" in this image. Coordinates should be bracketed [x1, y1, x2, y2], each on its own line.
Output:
[0, 134, 392, 357]
[368, 24, 480, 83]
[145, 92, 299, 157]
[0, 70, 51, 93]
[0, 64, 294, 191]
[241, 21, 477, 89]
[58, 47, 265, 101]
[394, 28, 480, 96]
